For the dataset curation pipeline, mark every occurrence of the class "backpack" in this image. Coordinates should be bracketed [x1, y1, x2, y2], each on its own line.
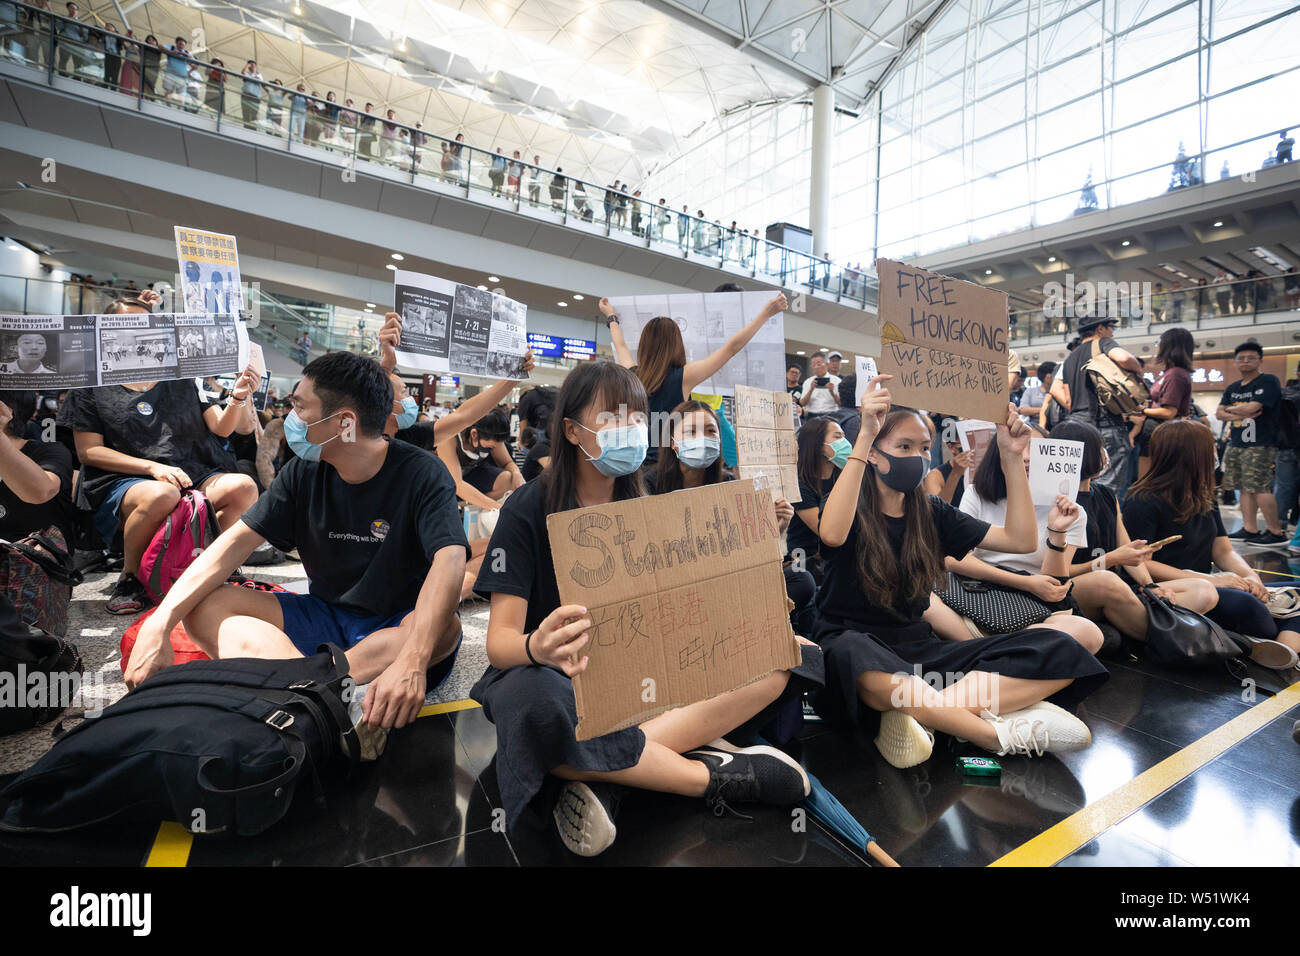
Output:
[0, 647, 360, 837]
[1084, 344, 1150, 417]
[136, 489, 220, 604]
[1278, 384, 1300, 451]
[0, 526, 82, 638]
[0, 593, 84, 736]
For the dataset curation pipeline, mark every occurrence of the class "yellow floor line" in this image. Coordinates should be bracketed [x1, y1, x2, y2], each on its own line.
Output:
[990, 681, 1300, 867]
[418, 699, 481, 718]
[144, 821, 193, 867]
[1256, 568, 1300, 580]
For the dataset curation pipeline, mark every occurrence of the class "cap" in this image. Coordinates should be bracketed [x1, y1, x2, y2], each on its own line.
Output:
[828, 350, 843, 360]
[1076, 314, 1117, 333]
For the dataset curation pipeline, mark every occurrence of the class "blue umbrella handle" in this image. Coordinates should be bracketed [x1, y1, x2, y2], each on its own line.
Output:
[867, 841, 901, 867]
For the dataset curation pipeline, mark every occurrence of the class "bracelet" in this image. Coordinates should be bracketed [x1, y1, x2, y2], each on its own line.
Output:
[605, 315, 619, 327]
[525, 630, 539, 666]
[228, 398, 249, 408]
[847, 455, 871, 466]
[1046, 524, 1070, 534]
[1045, 538, 1066, 552]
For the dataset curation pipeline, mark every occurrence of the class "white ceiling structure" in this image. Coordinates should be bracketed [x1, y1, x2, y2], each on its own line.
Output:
[81, 0, 937, 186]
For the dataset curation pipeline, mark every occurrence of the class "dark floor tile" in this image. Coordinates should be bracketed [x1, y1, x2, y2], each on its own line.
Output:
[1053, 714, 1182, 805]
[1082, 662, 1253, 748]
[1214, 702, 1300, 793]
[1058, 828, 1196, 867]
[188, 713, 480, 866]
[351, 826, 519, 867]
[1105, 759, 1300, 867]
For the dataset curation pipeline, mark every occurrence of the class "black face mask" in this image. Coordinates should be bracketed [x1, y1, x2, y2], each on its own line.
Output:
[874, 449, 929, 493]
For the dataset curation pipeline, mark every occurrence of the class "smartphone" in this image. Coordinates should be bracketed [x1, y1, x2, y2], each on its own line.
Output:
[814, 376, 830, 386]
[1147, 534, 1182, 550]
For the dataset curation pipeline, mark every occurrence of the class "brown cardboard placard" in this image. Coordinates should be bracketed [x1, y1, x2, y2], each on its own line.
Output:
[732, 384, 800, 502]
[547, 480, 801, 741]
[875, 258, 1009, 420]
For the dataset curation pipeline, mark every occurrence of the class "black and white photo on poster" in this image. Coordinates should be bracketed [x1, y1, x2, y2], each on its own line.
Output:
[391, 270, 530, 380]
[97, 313, 180, 384]
[174, 314, 242, 379]
[0, 315, 96, 389]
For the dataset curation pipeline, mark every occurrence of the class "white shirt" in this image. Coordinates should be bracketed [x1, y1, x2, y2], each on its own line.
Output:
[959, 486, 1088, 574]
[801, 374, 841, 413]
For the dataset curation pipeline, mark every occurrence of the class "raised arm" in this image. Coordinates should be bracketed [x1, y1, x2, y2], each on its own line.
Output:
[436, 436, 503, 511]
[682, 292, 786, 395]
[0, 404, 61, 504]
[599, 298, 636, 368]
[203, 365, 260, 438]
[818, 375, 891, 547]
[433, 350, 535, 444]
[971, 404, 1038, 554]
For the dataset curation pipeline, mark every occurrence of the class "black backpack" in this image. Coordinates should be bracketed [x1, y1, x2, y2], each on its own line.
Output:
[0, 594, 83, 736]
[1, 646, 359, 837]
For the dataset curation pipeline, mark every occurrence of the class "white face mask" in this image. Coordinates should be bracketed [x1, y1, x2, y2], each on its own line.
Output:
[458, 433, 487, 461]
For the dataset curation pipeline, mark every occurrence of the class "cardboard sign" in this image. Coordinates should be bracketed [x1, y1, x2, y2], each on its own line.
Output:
[854, 355, 879, 407]
[547, 480, 801, 741]
[1028, 438, 1085, 507]
[875, 258, 1008, 420]
[956, 420, 997, 474]
[732, 385, 799, 502]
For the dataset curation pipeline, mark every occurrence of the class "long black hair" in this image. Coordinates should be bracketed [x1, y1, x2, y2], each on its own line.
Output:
[853, 408, 945, 611]
[1155, 326, 1194, 372]
[543, 361, 648, 514]
[0, 390, 35, 438]
[972, 420, 1046, 502]
[796, 416, 837, 491]
[1049, 419, 1104, 480]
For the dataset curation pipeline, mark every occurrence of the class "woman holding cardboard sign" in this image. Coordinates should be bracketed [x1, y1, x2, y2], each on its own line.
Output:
[809, 380, 1108, 770]
[600, 292, 787, 465]
[470, 361, 818, 859]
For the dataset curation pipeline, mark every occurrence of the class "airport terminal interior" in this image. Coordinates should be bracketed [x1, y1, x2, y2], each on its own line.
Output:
[0, 0, 1298, 869]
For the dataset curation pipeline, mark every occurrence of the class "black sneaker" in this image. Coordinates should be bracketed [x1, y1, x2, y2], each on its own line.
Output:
[1227, 528, 1261, 541]
[1252, 531, 1286, 545]
[684, 739, 810, 817]
[105, 575, 151, 615]
[553, 781, 622, 857]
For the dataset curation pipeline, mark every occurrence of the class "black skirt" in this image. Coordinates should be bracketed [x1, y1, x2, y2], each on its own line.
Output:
[470, 643, 824, 831]
[811, 616, 1108, 734]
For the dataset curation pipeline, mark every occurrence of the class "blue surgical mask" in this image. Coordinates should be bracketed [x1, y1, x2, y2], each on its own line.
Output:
[394, 396, 418, 430]
[677, 436, 720, 470]
[576, 421, 648, 477]
[284, 409, 339, 462]
[827, 437, 852, 469]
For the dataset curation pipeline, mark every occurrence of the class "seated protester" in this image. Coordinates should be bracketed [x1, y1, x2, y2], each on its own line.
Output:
[1053, 419, 1219, 623]
[124, 352, 470, 750]
[470, 361, 821, 857]
[436, 410, 525, 511]
[946, 424, 1104, 653]
[810, 384, 1107, 770]
[58, 292, 260, 614]
[922, 431, 972, 506]
[1122, 421, 1299, 668]
[522, 429, 552, 482]
[649, 400, 813, 636]
[788, 416, 848, 586]
[0, 390, 76, 548]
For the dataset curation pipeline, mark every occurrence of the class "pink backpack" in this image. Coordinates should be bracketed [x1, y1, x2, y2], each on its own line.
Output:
[136, 490, 221, 603]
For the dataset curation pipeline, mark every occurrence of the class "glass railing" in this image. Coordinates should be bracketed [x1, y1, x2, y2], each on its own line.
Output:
[1007, 273, 1300, 346]
[0, 1, 879, 311]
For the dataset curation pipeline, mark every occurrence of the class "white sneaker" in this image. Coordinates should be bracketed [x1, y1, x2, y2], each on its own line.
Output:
[553, 781, 620, 857]
[985, 701, 1091, 757]
[874, 710, 935, 768]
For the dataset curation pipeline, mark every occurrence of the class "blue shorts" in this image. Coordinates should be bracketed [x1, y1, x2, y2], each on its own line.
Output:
[274, 592, 461, 690]
[94, 470, 223, 544]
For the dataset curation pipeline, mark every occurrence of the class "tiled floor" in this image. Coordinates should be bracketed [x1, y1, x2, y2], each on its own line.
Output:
[0, 540, 1297, 867]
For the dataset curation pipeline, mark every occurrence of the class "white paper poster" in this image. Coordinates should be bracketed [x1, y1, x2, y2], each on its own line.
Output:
[854, 355, 879, 406]
[1028, 438, 1085, 507]
[606, 291, 785, 395]
[392, 270, 530, 380]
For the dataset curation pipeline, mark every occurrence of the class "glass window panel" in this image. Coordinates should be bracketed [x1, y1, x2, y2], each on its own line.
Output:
[1034, 93, 1103, 157]
[1208, 13, 1300, 94]
[1109, 56, 1198, 129]
[1207, 74, 1300, 153]
[1040, 5, 1104, 67]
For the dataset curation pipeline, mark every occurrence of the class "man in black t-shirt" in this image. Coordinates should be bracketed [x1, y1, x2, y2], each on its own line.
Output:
[1216, 341, 1285, 543]
[1051, 314, 1141, 501]
[125, 353, 469, 738]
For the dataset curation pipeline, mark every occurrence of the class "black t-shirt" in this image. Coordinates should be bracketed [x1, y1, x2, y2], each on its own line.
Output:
[394, 421, 439, 451]
[518, 387, 556, 431]
[788, 476, 835, 560]
[472, 478, 567, 633]
[0, 438, 75, 546]
[643, 365, 685, 465]
[241, 438, 468, 617]
[522, 438, 550, 482]
[1121, 491, 1225, 574]
[1077, 483, 1118, 554]
[1061, 336, 1125, 427]
[58, 380, 234, 509]
[937, 461, 965, 508]
[1220, 374, 1281, 447]
[817, 495, 989, 629]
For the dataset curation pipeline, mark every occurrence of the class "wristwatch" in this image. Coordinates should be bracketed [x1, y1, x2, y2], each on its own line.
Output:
[605, 314, 619, 328]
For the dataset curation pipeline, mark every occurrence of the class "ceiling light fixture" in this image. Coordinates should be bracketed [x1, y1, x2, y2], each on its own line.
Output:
[572, 293, 584, 300]
[476, 284, 488, 290]
[1213, 220, 1223, 228]
[365, 303, 375, 308]
[1121, 240, 1131, 247]
[391, 253, 404, 260]
[385, 264, 397, 271]
[984, 269, 993, 275]
[795, 350, 805, 356]
[557, 301, 568, 307]
[488, 276, 500, 283]
[1047, 256, 1057, 263]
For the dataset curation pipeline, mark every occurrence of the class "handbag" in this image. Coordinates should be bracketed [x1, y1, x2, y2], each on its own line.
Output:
[0, 526, 83, 638]
[0, 593, 84, 736]
[939, 571, 1068, 634]
[1138, 586, 1239, 667]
